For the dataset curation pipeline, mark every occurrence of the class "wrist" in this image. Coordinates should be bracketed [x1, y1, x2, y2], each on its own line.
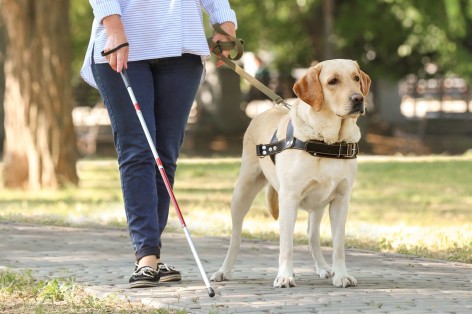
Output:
[103, 15, 125, 37]
[102, 14, 123, 29]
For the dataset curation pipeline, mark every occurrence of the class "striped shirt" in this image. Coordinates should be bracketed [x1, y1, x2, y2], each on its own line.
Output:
[81, 0, 238, 88]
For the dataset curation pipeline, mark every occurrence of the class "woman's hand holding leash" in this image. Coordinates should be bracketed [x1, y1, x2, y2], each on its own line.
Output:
[209, 22, 240, 67]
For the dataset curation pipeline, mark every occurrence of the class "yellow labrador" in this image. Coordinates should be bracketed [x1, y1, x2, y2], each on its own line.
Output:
[211, 59, 371, 288]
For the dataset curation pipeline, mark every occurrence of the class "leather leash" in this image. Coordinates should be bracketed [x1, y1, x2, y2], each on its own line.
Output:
[208, 24, 291, 109]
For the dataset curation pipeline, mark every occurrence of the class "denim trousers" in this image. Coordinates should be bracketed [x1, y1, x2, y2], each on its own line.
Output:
[92, 54, 204, 261]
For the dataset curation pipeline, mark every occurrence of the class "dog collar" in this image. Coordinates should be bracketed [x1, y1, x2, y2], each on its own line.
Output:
[256, 120, 359, 163]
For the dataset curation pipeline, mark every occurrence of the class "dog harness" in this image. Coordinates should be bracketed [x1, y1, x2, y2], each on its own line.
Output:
[256, 120, 359, 163]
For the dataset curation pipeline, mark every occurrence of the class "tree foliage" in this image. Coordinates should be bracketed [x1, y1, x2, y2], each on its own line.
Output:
[226, 0, 472, 81]
[335, 0, 472, 81]
[228, 0, 322, 72]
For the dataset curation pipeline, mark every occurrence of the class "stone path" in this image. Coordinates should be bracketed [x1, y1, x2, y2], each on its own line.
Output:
[0, 222, 471, 313]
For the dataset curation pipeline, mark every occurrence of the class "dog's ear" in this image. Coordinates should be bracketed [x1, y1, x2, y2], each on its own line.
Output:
[359, 69, 371, 96]
[293, 66, 324, 112]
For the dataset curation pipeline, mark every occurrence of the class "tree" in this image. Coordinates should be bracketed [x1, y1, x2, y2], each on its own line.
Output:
[1, 0, 78, 189]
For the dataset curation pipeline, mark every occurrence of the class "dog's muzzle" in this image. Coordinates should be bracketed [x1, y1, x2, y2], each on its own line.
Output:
[349, 93, 365, 115]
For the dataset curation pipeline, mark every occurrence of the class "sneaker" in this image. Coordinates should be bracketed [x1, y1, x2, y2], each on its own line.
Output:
[129, 266, 160, 288]
[157, 263, 182, 282]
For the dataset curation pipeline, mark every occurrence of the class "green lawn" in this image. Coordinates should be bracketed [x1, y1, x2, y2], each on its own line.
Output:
[0, 269, 183, 314]
[0, 156, 471, 263]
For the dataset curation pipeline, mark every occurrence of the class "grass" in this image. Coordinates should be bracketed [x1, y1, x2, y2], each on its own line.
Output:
[0, 269, 184, 313]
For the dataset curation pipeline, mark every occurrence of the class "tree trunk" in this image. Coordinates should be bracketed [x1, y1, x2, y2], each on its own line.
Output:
[1, 0, 78, 189]
[323, 0, 334, 59]
[0, 18, 6, 156]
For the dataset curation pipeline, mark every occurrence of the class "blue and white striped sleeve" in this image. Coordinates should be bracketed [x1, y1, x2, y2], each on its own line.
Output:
[89, 0, 122, 23]
[200, 0, 238, 29]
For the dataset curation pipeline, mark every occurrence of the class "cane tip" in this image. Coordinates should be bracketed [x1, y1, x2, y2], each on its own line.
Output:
[208, 287, 215, 297]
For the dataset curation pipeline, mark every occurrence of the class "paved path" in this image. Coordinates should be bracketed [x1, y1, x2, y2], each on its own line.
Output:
[0, 222, 471, 313]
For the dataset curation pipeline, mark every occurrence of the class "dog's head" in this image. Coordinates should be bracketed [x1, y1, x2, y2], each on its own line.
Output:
[293, 59, 371, 118]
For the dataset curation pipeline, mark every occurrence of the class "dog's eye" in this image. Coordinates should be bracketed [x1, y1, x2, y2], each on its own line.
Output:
[328, 78, 338, 85]
[354, 75, 360, 82]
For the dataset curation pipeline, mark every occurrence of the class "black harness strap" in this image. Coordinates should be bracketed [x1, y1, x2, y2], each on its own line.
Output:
[256, 120, 359, 163]
[258, 124, 294, 163]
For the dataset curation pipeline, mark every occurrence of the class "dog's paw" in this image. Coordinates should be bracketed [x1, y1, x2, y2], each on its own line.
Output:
[317, 267, 333, 279]
[210, 271, 231, 282]
[332, 274, 357, 288]
[273, 276, 296, 288]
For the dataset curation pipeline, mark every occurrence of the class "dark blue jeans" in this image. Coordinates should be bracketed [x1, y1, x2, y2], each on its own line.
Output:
[92, 54, 204, 261]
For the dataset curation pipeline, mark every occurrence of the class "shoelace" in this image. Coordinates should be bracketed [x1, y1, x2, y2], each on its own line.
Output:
[135, 266, 158, 277]
[158, 263, 175, 271]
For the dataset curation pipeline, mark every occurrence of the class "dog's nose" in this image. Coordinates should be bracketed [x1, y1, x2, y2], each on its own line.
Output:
[350, 93, 364, 105]
[350, 93, 365, 114]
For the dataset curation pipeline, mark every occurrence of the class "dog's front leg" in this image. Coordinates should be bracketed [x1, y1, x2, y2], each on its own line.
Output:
[273, 195, 298, 288]
[329, 196, 357, 288]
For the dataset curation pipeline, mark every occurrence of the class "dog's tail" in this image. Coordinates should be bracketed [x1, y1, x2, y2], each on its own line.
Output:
[265, 185, 279, 220]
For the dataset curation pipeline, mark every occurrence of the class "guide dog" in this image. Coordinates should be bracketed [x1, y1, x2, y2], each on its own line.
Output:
[211, 59, 371, 288]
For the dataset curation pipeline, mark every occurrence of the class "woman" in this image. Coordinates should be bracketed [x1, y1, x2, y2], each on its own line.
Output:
[81, 0, 237, 288]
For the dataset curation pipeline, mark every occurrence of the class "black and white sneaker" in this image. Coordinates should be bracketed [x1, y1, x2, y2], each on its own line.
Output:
[129, 266, 160, 288]
[158, 263, 182, 282]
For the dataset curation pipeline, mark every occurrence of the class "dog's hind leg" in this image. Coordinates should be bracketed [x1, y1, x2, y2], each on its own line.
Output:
[211, 161, 267, 282]
[307, 208, 333, 279]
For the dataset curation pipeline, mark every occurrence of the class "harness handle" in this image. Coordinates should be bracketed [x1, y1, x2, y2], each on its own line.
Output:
[207, 24, 244, 61]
